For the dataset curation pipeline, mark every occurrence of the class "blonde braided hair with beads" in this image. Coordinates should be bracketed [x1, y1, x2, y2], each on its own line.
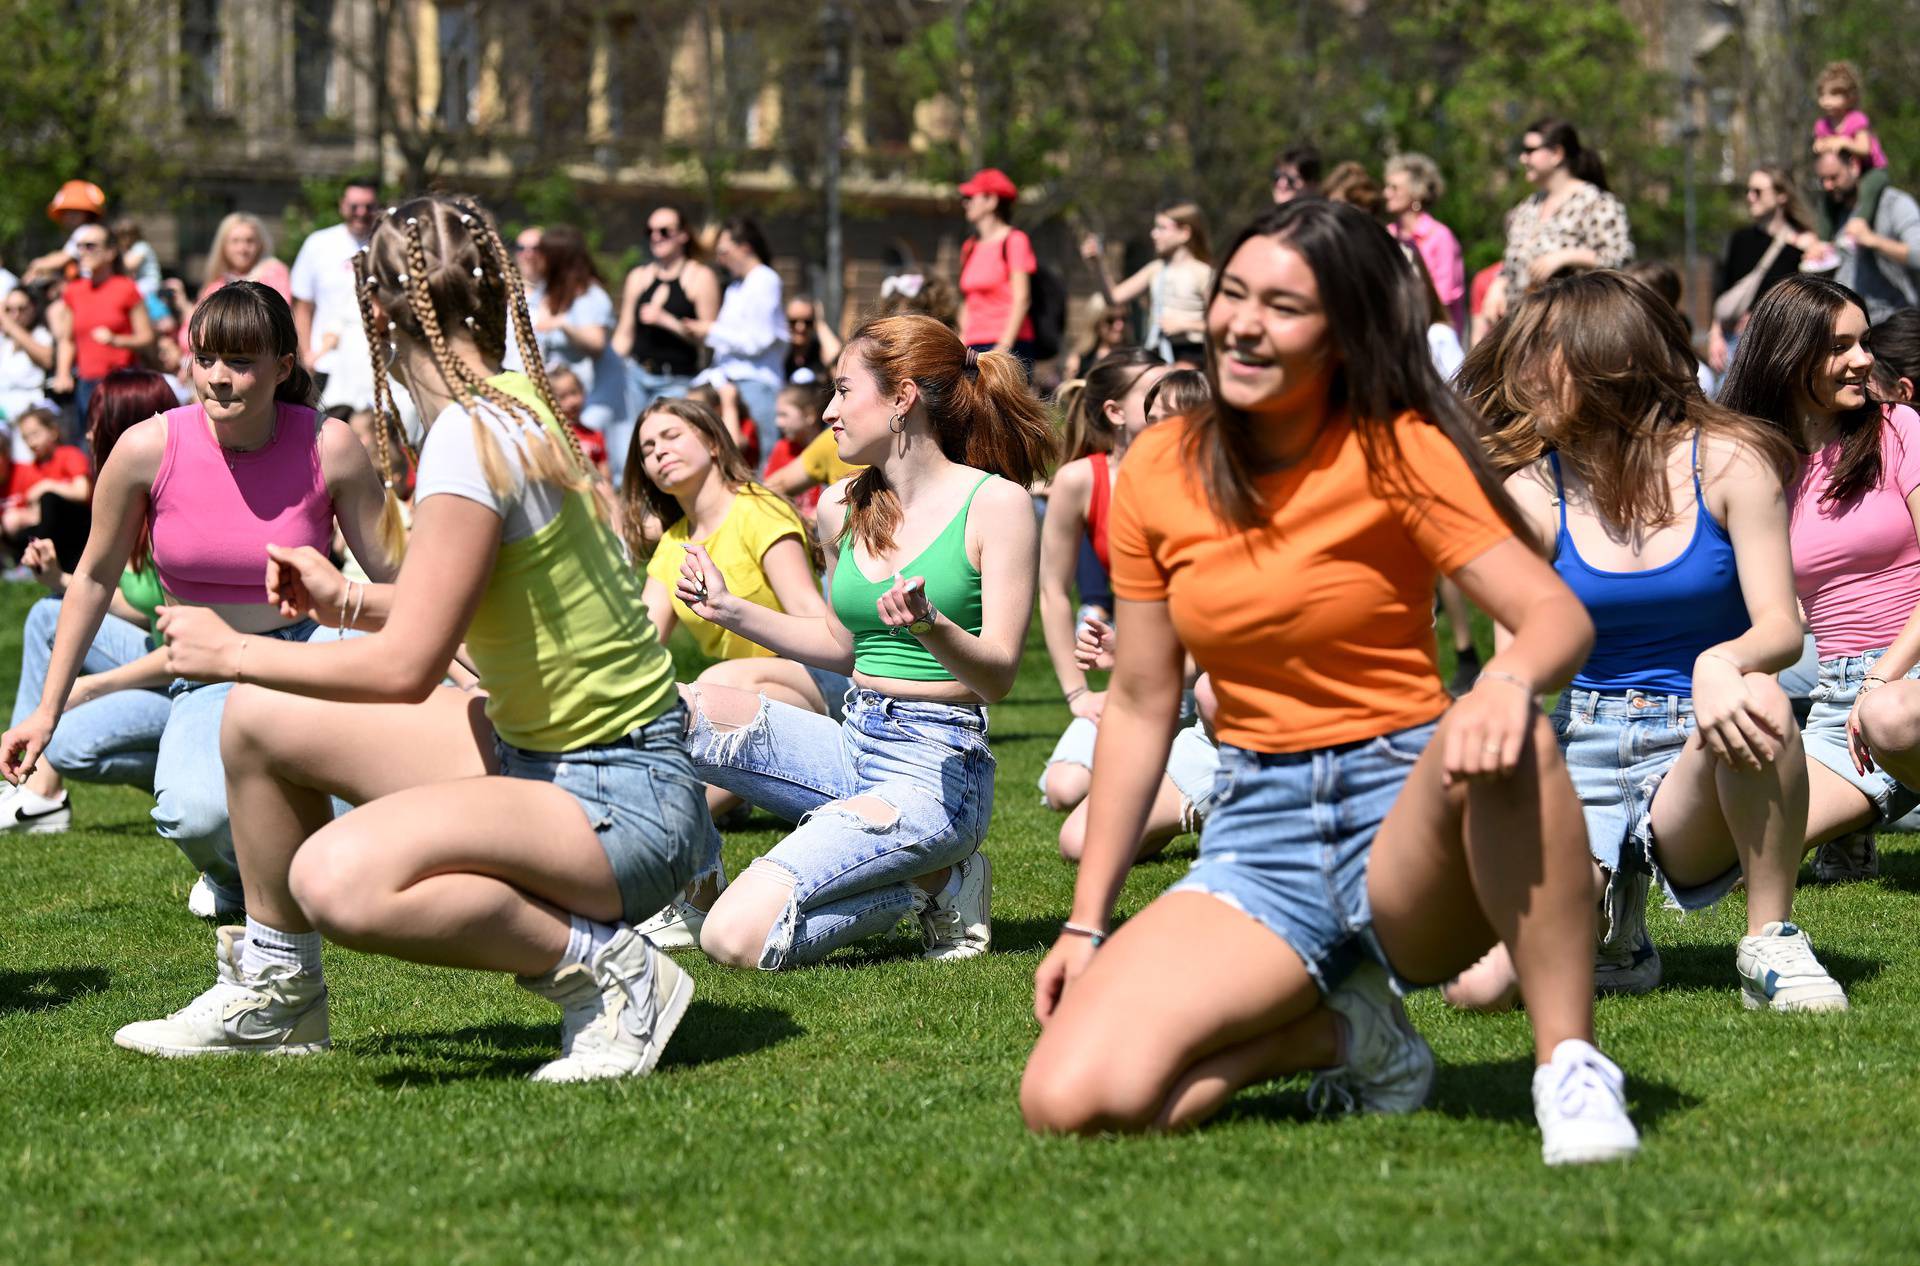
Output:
[353, 195, 593, 561]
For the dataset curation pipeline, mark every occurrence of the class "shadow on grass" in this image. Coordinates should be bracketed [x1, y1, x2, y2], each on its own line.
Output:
[0, 965, 110, 1016]
[360, 1001, 802, 1087]
[1221, 1056, 1699, 1131]
[1653, 941, 1884, 994]
[1861, 847, 1920, 895]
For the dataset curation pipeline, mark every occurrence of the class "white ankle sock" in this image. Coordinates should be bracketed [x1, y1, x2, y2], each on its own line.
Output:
[241, 917, 323, 978]
[559, 915, 619, 970]
[937, 863, 965, 904]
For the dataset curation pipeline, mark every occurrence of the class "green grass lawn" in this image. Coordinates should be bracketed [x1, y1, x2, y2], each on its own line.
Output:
[4, 583, 1919, 1264]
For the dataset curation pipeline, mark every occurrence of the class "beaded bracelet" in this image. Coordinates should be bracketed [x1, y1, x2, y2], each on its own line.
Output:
[1065, 686, 1088, 703]
[1061, 920, 1107, 949]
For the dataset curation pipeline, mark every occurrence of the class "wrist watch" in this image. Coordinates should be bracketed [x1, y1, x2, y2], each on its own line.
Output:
[907, 605, 937, 636]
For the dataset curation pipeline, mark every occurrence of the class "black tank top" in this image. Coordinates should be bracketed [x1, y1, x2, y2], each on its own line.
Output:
[629, 267, 700, 376]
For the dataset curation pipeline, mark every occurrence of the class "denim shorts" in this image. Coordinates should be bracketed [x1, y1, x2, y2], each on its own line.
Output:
[687, 688, 995, 969]
[1551, 688, 1741, 912]
[1804, 647, 1920, 825]
[1166, 719, 1437, 995]
[1039, 716, 1221, 808]
[494, 702, 713, 924]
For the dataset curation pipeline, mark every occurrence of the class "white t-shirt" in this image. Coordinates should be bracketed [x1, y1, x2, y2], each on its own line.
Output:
[0, 268, 18, 298]
[1426, 323, 1464, 381]
[705, 263, 787, 387]
[415, 396, 566, 545]
[289, 223, 372, 378]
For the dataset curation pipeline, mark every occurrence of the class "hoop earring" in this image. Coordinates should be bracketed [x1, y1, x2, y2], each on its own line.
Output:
[889, 412, 907, 434]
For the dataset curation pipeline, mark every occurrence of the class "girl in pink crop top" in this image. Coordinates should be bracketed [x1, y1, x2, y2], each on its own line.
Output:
[149, 401, 336, 604]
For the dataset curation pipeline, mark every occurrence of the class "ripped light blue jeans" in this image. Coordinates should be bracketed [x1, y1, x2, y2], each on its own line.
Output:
[686, 687, 995, 969]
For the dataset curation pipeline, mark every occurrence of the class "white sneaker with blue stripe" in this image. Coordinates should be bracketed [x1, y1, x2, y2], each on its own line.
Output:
[1736, 922, 1848, 1013]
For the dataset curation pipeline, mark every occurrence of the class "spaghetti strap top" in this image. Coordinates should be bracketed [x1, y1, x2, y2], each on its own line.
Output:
[1085, 451, 1112, 570]
[1548, 431, 1748, 695]
[148, 401, 335, 605]
[830, 473, 994, 681]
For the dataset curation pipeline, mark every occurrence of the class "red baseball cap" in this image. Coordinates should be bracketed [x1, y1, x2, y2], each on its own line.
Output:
[958, 168, 1018, 201]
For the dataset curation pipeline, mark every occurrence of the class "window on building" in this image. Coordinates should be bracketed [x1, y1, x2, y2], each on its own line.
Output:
[293, 0, 337, 125]
[180, 0, 224, 118]
[439, 4, 480, 133]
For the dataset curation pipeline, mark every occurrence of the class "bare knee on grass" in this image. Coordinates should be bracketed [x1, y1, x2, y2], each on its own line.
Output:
[1043, 762, 1090, 813]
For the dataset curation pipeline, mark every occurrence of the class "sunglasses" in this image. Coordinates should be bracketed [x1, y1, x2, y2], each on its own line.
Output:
[1271, 170, 1301, 188]
[789, 316, 814, 327]
[1517, 142, 1547, 156]
[1745, 186, 1771, 198]
[648, 227, 679, 239]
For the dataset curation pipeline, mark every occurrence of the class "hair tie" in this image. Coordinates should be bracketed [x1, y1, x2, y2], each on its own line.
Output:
[472, 266, 484, 279]
[396, 272, 410, 285]
[963, 346, 980, 379]
[405, 217, 419, 227]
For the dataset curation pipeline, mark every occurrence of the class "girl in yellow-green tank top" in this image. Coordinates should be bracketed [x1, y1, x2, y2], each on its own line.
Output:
[672, 314, 1055, 970]
[111, 194, 712, 1083]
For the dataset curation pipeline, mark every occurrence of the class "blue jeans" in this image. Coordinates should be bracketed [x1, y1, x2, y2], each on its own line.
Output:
[11, 596, 170, 791]
[1551, 688, 1741, 911]
[617, 365, 696, 484]
[1167, 721, 1437, 995]
[686, 688, 995, 969]
[495, 703, 713, 924]
[1804, 647, 1920, 827]
[152, 619, 348, 911]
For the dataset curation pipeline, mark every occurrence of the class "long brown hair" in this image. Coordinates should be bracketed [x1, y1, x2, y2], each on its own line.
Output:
[356, 194, 592, 561]
[1186, 200, 1527, 537]
[1718, 274, 1879, 508]
[618, 397, 756, 560]
[1459, 270, 1796, 530]
[536, 223, 603, 315]
[1751, 165, 1816, 236]
[840, 314, 1056, 554]
[1055, 346, 1161, 461]
[1161, 202, 1211, 265]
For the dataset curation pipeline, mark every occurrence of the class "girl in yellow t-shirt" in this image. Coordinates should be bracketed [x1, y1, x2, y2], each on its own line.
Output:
[626, 398, 847, 720]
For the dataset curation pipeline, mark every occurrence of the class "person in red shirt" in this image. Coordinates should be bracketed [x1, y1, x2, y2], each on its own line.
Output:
[53, 224, 153, 428]
[763, 383, 826, 517]
[3, 406, 92, 569]
[546, 364, 609, 475]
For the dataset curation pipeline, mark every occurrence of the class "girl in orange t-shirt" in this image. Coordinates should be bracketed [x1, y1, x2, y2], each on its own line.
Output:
[1020, 200, 1639, 1167]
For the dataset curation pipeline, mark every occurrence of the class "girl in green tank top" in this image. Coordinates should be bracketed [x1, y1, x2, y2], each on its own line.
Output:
[666, 315, 1056, 970]
[115, 195, 709, 1081]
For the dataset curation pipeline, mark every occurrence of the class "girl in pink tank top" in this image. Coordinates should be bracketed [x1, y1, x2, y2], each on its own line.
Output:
[0, 281, 396, 918]
[149, 399, 336, 605]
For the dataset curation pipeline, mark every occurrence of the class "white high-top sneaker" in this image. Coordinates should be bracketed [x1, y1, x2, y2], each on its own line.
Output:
[113, 926, 329, 1058]
[530, 929, 693, 1084]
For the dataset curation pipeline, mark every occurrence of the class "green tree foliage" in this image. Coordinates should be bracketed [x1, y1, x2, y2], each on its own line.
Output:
[0, 0, 173, 265]
[893, 0, 1675, 268]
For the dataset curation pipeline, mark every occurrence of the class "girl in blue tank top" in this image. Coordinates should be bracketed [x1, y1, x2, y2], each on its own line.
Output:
[671, 315, 1055, 971]
[1453, 270, 1847, 1015]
